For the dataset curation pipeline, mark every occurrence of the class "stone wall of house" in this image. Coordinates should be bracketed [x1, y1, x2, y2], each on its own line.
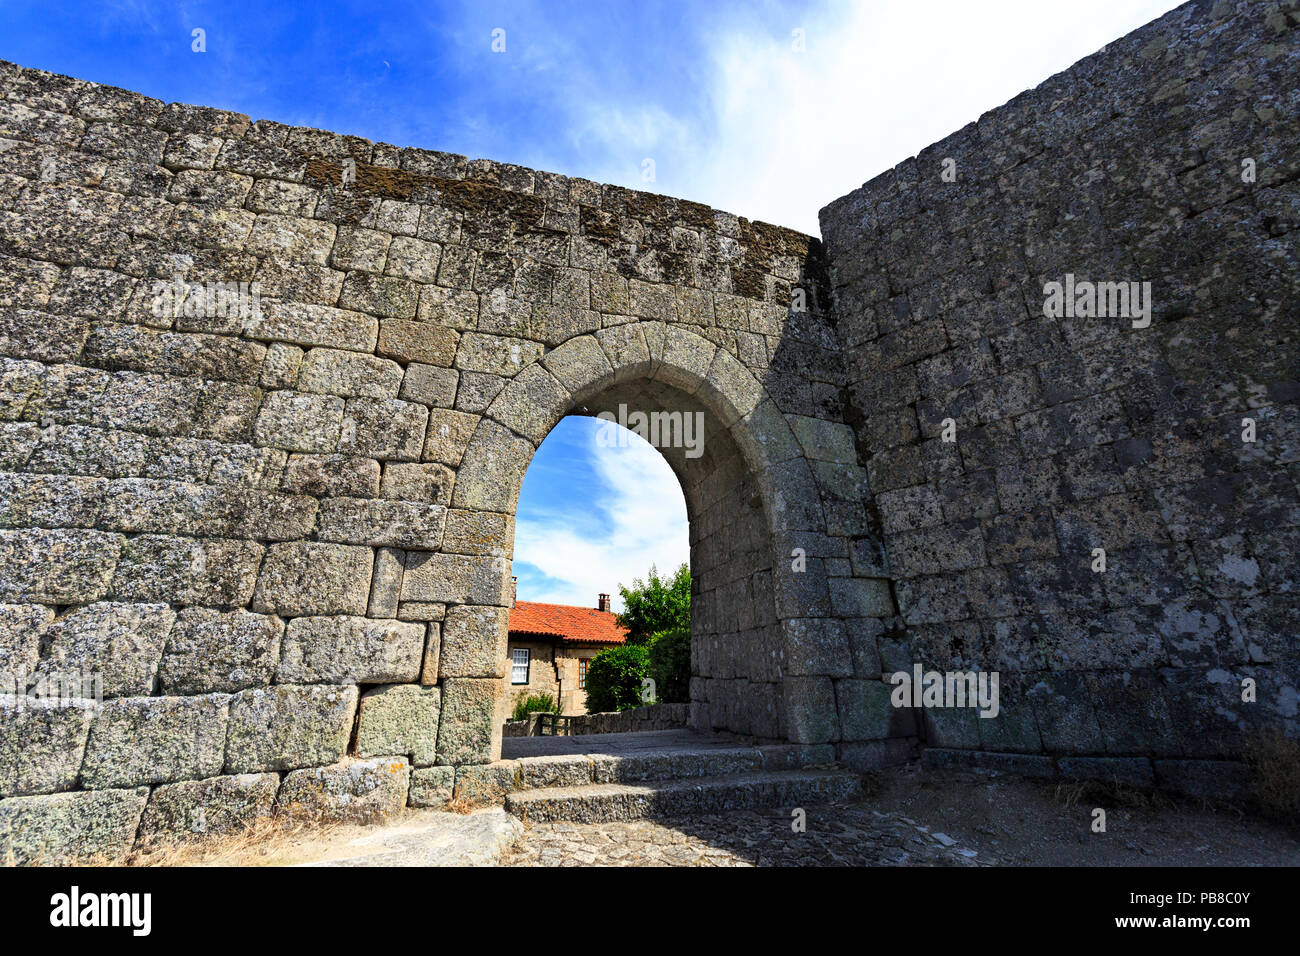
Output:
[505, 639, 560, 712]
[820, 0, 1299, 781]
[0, 52, 886, 859]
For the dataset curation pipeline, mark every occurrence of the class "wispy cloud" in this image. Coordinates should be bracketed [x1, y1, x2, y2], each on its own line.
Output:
[557, 0, 1186, 233]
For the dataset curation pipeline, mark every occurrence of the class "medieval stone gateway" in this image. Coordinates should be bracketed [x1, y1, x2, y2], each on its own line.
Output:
[0, 0, 1297, 861]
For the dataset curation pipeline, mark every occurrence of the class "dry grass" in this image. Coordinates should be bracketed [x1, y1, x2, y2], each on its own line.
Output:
[1245, 726, 1300, 825]
[1050, 778, 1177, 812]
[115, 814, 354, 867]
[444, 795, 486, 815]
[55, 802, 395, 867]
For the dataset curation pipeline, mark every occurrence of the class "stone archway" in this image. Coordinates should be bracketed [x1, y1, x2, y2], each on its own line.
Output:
[444, 320, 885, 763]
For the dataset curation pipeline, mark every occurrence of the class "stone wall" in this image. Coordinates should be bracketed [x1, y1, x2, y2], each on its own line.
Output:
[0, 0, 1295, 858]
[0, 50, 889, 856]
[820, 0, 1299, 773]
[503, 702, 689, 737]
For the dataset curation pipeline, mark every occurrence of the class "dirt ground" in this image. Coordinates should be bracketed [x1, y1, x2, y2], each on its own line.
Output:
[861, 763, 1300, 866]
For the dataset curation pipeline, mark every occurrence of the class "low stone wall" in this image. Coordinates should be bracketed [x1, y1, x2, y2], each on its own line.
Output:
[571, 703, 689, 735]
[503, 702, 689, 737]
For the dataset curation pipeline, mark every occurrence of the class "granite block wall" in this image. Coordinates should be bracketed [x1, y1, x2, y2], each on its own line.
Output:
[820, 0, 1299, 770]
[0, 50, 885, 858]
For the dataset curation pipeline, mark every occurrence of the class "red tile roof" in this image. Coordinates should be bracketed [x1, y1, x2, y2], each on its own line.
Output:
[508, 601, 629, 646]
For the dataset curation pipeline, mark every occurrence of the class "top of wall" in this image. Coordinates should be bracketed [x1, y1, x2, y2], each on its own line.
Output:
[818, 0, 1292, 243]
[0, 56, 828, 314]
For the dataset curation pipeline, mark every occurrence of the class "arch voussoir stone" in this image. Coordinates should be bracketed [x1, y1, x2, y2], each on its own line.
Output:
[483, 362, 571, 446]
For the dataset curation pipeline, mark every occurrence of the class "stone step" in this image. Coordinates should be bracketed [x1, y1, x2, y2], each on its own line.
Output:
[504, 768, 863, 823]
[510, 742, 839, 790]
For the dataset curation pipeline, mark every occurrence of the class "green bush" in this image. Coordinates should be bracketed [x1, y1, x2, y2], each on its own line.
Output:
[584, 645, 650, 713]
[647, 626, 690, 703]
[510, 693, 556, 722]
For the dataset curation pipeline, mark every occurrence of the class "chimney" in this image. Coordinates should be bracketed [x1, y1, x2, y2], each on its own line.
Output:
[511, 576, 517, 608]
[597, 593, 610, 613]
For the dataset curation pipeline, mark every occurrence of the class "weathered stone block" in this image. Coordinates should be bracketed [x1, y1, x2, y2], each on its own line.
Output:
[297, 347, 403, 399]
[367, 546, 405, 618]
[377, 319, 458, 366]
[137, 773, 280, 842]
[401, 552, 511, 606]
[245, 301, 377, 352]
[441, 509, 514, 557]
[0, 695, 95, 797]
[453, 761, 520, 802]
[225, 684, 359, 773]
[158, 608, 284, 694]
[518, 754, 593, 789]
[407, 765, 455, 808]
[420, 622, 441, 685]
[339, 396, 428, 461]
[436, 678, 504, 765]
[782, 617, 853, 677]
[81, 694, 230, 788]
[782, 676, 839, 744]
[438, 603, 510, 678]
[279, 616, 424, 684]
[422, 408, 481, 467]
[0, 602, 51, 682]
[317, 497, 446, 549]
[828, 577, 895, 618]
[0, 787, 149, 864]
[0, 528, 123, 604]
[111, 535, 263, 606]
[400, 362, 459, 408]
[277, 756, 411, 823]
[281, 453, 379, 497]
[253, 390, 344, 453]
[35, 602, 175, 698]
[252, 542, 374, 616]
[379, 461, 455, 504]
[356, 684, 441, 766]
[1026, 674, 1105, 755]
[834, 678, 907, 741]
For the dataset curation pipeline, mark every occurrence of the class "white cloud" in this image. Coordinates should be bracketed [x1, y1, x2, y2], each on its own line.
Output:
[572, 0, 1185, 233]
[513, 423, 689, 612]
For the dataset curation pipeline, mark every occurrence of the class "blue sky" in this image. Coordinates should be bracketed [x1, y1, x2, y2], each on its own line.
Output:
[1, 0, 1183, 608]
[515, 418, 688, 610]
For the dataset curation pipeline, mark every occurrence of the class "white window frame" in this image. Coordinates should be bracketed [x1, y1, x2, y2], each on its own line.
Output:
[511, 647, 530, 685]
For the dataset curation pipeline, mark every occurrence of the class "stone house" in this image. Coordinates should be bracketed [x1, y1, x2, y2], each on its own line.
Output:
[506, 594, 628, 715]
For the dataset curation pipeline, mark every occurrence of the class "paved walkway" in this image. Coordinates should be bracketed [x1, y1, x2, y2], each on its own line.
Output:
[501, 803, 983, 867]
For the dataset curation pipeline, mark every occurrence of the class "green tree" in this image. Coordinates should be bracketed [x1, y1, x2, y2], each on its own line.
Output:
[616, 563, 690, 646]
[646, 626, 691, 703]
[584, 644, 650, 713]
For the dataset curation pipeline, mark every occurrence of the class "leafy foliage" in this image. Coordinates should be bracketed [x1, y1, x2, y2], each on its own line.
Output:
[647, 626, 691, 703]
[616, 563, 691, 646]
[584, 644, 651, 713]
[510, 693, 556, 721]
